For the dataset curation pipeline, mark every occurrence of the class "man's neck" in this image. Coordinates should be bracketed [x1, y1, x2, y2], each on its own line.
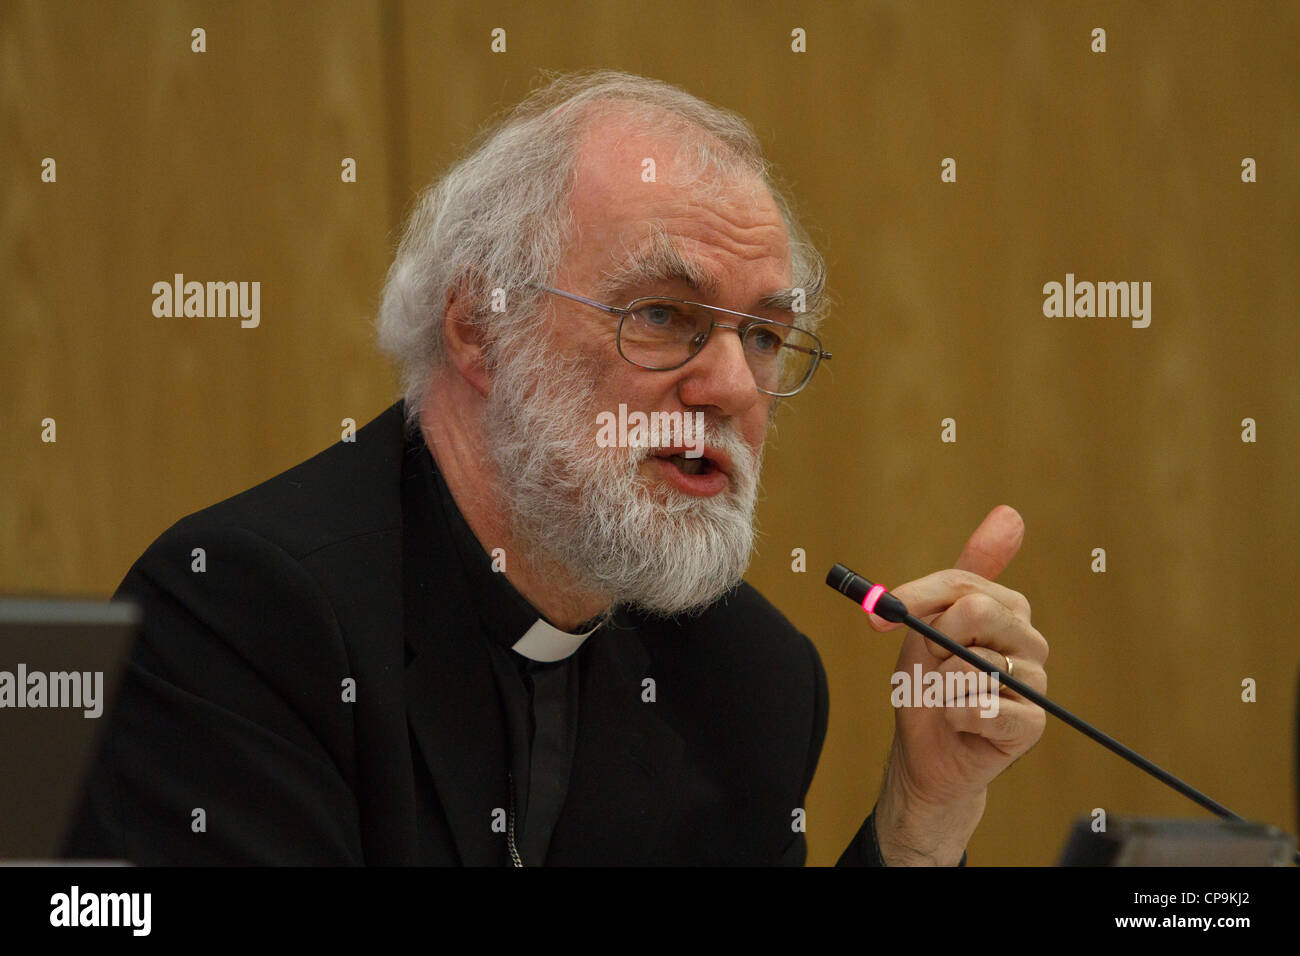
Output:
[418, 380, 611, 632]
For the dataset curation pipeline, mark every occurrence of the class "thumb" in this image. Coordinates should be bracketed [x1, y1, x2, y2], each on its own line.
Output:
[952, 505, 1025, 581]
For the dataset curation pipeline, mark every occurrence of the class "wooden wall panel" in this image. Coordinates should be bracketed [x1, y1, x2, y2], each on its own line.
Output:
[0, 0, 399, 595]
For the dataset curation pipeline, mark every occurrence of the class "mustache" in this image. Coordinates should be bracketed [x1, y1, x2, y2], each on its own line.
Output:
[622, 415, 760, 479]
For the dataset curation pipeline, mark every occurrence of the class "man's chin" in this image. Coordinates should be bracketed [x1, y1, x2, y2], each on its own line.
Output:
[635, 467, 744, 512]
[621, 575, 745, 620]
[502, 456, 755, 616]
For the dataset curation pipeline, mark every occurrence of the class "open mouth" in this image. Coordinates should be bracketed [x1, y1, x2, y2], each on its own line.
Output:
[643, 443, 733, 498]
[647, 447, 731, 497]
[663, 453, 715, 476]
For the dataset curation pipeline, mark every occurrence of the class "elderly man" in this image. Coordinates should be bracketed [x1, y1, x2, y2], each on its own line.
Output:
[64, 70, 1047, 865]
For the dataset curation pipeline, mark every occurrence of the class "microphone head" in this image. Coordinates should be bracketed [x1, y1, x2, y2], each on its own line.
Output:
[825, 563, 855, 593]
[826, 563, 871, 603]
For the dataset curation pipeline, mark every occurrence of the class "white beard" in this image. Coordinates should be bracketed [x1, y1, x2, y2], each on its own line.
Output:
[482, 336, 762, 618]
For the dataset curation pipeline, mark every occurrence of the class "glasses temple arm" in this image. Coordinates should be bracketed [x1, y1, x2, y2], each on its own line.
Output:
[779, 340, 831, 359]
[529, 284, 625, 315]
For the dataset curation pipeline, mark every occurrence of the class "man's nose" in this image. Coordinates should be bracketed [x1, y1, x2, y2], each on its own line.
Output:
[674, 324, 761, 417]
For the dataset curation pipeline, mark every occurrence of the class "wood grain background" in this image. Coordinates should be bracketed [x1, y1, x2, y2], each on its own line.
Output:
[2, 0, 1296, 865]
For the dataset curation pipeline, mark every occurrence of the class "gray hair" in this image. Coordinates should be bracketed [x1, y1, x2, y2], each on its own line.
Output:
[376, 69, 828, 421]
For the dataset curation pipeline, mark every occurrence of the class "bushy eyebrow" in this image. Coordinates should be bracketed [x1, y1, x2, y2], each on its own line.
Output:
[753, 288, 804, 315]
[596, 223, 812, 318]
[597, 226, 721, 300]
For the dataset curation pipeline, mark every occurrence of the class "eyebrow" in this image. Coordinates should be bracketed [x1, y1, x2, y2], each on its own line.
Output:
[597, 224, 812, 319]
[598, 226, 721, 300]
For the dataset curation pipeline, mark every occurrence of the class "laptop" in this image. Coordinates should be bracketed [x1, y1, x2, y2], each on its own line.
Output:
[1057, 816, 1296, 866]
[0, 598, 138, 860]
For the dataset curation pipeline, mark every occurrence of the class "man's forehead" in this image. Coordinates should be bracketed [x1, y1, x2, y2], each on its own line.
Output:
[566, 113, 791, 287]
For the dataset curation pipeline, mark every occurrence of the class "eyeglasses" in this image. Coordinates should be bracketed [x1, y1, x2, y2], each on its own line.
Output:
[528, 284, 831, 397]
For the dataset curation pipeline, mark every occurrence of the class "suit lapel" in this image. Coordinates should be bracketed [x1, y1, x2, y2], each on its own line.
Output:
[400, 433, 510, 866]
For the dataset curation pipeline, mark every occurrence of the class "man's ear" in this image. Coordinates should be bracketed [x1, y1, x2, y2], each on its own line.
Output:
[441, 276, 493, 398]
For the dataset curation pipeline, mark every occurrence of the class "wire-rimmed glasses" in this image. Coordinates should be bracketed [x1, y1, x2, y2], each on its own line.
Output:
[529, 284, 831, 397]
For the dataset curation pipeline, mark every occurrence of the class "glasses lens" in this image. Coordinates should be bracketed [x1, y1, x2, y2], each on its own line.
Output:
[619, 298, 822, 395]
[742, 322, 820, 395]
[619, 299, 711, 369]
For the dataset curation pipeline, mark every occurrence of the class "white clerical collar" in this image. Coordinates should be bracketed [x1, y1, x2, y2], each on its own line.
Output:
[511, 618, 601, 663]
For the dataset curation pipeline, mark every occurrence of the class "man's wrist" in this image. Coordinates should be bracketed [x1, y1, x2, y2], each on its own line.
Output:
[873, 755, 984, 866]
[865, 807, 968, 866]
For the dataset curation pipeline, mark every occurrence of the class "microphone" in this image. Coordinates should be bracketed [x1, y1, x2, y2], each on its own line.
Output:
[827, 562, 1300, 863]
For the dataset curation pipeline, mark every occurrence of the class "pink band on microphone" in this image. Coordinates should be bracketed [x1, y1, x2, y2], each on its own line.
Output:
[862, 584, 887, 615]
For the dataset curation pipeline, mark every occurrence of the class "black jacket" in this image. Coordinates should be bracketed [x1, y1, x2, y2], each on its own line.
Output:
[64, 402, 883, 865]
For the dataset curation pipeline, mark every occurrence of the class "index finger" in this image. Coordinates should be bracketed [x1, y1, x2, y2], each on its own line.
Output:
[869, 568, 1032, 630]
